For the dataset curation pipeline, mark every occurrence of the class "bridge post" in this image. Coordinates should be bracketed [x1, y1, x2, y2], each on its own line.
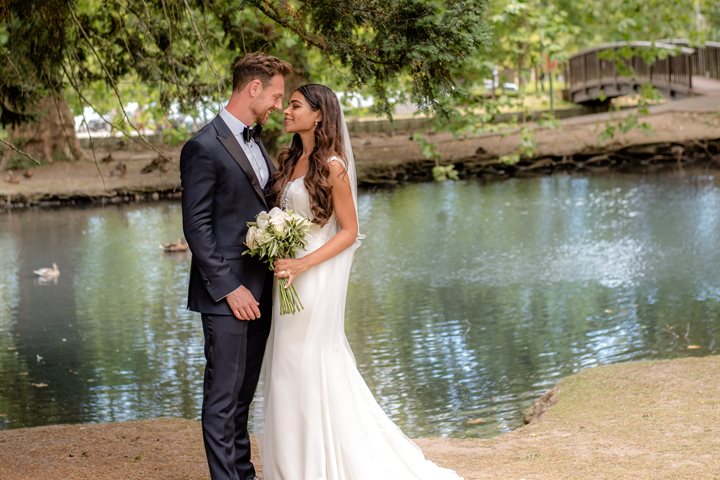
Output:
[649, 60, 654, 86]
[613, 46, 618, 92]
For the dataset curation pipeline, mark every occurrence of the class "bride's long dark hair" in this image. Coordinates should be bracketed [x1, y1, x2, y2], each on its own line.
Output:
[271, 84, 345, 226]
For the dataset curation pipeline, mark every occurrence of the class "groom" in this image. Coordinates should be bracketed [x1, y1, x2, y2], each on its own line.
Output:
[180, 52, 291, 480]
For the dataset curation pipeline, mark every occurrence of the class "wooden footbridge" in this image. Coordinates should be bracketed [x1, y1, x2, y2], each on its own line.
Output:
[564, 40, 720, 105]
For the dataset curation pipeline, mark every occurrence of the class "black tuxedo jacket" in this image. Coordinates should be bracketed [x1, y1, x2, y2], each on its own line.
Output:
[180, 116, 275, 315]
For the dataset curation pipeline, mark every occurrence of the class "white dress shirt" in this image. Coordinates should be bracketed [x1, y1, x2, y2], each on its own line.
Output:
[218, 109, 269, 187]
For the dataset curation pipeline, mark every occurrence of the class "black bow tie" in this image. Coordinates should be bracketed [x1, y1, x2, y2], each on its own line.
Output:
[242, 124, 262, 143]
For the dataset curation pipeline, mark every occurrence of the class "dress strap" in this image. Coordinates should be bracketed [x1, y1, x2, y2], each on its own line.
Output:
[327, 155, 347, 170]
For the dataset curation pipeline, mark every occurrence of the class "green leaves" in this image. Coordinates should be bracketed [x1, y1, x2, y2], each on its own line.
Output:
[432, 164, 459, 181]
[252, 0, 490, 117]
[0, 0, 72, 125]
[2, 0, 492, 131]
[3, 0, 718, 143]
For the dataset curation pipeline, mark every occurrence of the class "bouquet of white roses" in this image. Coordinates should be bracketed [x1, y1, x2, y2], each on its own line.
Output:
[243, 207, 313, 315]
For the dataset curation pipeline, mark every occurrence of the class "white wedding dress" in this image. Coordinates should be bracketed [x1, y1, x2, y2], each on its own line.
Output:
[256, 163, 463, 480]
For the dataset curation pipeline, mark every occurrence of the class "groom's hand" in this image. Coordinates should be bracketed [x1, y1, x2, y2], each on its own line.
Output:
[226, 285, 261, 320]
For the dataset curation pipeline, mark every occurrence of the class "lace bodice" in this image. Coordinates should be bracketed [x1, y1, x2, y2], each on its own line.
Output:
[280, 157, 346, 245]
[281, 175, 337, 249]
[280, 176, 308, 215]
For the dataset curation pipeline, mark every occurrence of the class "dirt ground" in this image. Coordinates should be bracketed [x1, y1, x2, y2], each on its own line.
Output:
[1, 104, 718, 204]
[0, 355, 717, 479]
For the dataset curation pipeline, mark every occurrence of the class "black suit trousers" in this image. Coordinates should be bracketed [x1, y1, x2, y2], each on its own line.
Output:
[201, 290, 271, 480]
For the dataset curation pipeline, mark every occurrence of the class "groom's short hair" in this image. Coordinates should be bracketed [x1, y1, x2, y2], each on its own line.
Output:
[232, 52, 292, 91]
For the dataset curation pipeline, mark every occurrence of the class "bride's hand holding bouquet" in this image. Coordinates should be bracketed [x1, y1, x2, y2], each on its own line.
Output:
[273, 256, 309, 288]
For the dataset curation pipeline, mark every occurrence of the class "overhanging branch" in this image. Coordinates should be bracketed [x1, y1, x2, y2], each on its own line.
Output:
[0, 138, 42, 165]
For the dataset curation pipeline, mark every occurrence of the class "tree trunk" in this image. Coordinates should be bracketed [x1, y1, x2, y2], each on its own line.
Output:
[3, 95, 86, 169]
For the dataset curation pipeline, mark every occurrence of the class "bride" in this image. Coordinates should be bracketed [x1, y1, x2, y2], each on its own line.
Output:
[257, 84, 463, 480]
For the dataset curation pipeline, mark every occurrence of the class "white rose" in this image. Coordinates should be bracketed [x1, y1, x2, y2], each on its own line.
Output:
[272, 222, 286, 235]
[245, 226, 257, 249]
[254, 228, 271, 245]
[269, 207, 287, 234]
[256, 211, 271, 230]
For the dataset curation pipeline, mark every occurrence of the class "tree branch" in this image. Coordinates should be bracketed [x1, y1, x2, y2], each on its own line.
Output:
[60, 62, 106, 190]
[253, 1, 329, 52]
[181, 0, 224, 95]
[0, 45, 23, 82]
[67, 8, 170, 161]
[0, 138, 42, 165]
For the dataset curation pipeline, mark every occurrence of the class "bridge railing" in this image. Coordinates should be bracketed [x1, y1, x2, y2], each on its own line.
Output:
[662, 40, 720, 80]
[701, 42, 720, 79]
[565, 41, 696, 104]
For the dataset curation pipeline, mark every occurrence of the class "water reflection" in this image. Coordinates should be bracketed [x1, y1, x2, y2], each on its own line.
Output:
[0, 171, 718, 438]
[346, 171, 719, 437]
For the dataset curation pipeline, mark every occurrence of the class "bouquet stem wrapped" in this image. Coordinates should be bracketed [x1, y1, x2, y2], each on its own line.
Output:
[243, 207, 312, 315]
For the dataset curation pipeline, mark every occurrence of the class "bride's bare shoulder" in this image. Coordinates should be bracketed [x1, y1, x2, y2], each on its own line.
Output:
[327, 152, 347, 168]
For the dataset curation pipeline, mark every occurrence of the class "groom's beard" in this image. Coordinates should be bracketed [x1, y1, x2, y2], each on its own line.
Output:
[252, 107, 275, 126]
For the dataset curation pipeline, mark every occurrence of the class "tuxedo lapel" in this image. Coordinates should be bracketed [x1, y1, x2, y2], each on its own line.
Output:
[257, 138, 276, 204]
[213, 117, 268, 209]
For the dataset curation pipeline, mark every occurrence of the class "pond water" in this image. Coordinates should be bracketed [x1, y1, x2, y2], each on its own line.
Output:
[0, 170, 718, 438]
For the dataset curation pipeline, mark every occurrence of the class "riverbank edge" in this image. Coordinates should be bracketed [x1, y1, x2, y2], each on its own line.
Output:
[1, 103, 719, 209]
[2, 135, 718, 209]
[0, 355, 717, 479]
[355, 136, 720, 186]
